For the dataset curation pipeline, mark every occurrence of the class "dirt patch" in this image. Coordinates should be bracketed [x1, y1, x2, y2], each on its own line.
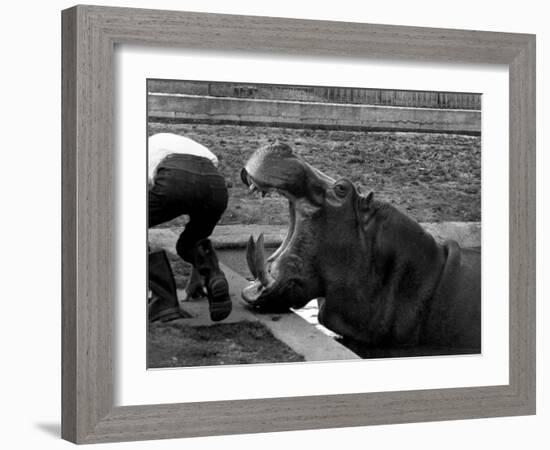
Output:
[147, 320, 305, 368]
[148, 122, 481, 228]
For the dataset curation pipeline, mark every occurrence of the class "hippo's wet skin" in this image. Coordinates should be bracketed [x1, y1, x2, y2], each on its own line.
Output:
[241, 143, 481, 354]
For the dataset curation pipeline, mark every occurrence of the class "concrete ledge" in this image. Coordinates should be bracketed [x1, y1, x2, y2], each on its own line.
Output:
[148, 94, 481, 135]
[421, 222, 481, 248]
[212, 222, 481, 248]
[150, 221, 480, 251]
[213, 225, 286, 249]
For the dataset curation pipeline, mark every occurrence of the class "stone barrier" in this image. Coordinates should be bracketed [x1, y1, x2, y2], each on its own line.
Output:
[149, 222, 481, 252]
[148, 94, 481, 135]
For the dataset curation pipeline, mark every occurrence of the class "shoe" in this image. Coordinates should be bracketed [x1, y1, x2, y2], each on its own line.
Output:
[148, 250, 183, 323]
[206, 273, 232, 322]
[150, 307, 182, 323]
[148, 292, 182, 323]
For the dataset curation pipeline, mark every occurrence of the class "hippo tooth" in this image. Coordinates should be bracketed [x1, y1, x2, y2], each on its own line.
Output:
[254, 233, 272, 287]
[246, 235, 258, 279]
[255, 233, 268, 286]
[268, 200, 295, 263]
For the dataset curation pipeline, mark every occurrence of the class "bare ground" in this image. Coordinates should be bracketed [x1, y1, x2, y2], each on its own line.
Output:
[148, 122, 481, 228]
[148, 320, 304, 368]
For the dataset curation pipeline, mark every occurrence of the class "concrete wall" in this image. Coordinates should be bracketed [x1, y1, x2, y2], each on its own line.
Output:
[148, 94, 481, 135]
[148, 80, 481, 110]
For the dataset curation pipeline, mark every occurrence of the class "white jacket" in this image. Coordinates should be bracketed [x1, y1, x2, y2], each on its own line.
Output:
[148, 133, 219, 183]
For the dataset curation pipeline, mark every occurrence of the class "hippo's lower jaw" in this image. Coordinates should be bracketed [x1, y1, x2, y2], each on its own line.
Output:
[242, 282, 310, 312]
[242, 232, 309, 312]
[241, 278, 303, 312]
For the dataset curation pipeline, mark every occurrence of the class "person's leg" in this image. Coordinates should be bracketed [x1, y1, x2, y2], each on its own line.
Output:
[148, 168, 191, 227]
[148, 250, 182, 322]
[175, 172, 228, 264]
[148, 167, 194, 321]
[188, 238, 232, 322]
[148, 188, 172, 228]
[175, 172, 231, 321]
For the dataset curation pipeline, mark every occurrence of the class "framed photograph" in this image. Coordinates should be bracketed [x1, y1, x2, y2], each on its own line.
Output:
[61, 5, 536, 444]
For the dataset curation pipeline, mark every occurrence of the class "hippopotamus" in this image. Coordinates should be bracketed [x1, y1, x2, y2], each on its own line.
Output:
[240, 142, 481, 355]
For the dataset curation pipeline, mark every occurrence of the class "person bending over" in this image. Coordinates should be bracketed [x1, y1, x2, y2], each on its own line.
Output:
[148, 132, 231, 322]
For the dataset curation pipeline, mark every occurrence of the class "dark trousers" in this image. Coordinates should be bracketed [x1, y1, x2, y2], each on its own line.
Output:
[148, 154, 228, 263]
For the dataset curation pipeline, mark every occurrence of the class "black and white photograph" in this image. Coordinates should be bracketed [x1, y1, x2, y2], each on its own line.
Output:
[2, 0, 544, 446]
[146, 79, 482, 368]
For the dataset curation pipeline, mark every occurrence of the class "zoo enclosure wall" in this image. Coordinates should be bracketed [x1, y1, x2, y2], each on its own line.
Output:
[148, 81, 481, 135]
[148, 80, 481, 110]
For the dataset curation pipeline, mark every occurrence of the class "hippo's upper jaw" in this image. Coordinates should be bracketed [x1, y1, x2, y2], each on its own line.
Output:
[240, 142, 334, 205]
[240, 142, 331, 312]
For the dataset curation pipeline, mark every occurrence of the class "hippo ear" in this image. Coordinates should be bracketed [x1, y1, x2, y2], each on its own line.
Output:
[358, 191, 374, 211]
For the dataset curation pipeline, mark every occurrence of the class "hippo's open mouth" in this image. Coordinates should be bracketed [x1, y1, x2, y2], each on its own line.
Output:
[240, 170, 303, 311]
[240, 142, 332, 312]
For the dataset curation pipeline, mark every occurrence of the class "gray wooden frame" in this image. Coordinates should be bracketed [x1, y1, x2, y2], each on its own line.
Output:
[61, 5, 536, 444]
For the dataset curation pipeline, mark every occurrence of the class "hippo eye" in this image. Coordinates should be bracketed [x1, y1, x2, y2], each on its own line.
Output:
[334, 182, 348, 198]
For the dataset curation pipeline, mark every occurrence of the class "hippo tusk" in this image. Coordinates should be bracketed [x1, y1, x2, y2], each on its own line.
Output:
[254, 233, 273, 287]
[246, 235, 258, 279]
[268, 200, 295, 263]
